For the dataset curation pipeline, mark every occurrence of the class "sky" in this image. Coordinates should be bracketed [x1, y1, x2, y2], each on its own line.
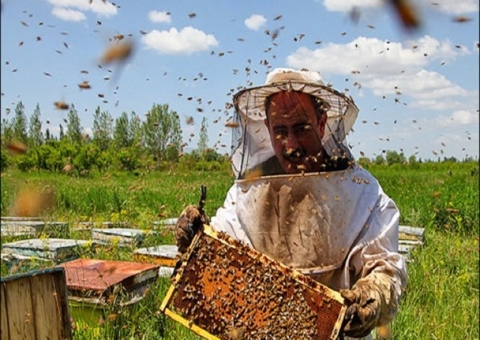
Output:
[1, 0, 479, 161]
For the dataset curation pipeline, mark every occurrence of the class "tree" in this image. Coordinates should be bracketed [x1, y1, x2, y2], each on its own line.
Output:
[143, 104, 182, 162]
[92, 106, 113, 151]
[357, 156, 372, 168]
[12, 101, 28, 144]
[113, 111, 131, 148]
[73, 144, 97, 176]
[66, 104, 82, 145]
[1, 118, 13, 142]
[28, 103, 43, 147]
[59, 124, 65, 140]
[198, 117, 209, 155]
[129, 112, 142, 146]
[386, 150, 406, 165]
[374, 154, 385, 165]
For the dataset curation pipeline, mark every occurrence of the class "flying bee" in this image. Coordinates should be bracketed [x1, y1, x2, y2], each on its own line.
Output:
[54, 101, 69, 110]
[6, 141, 27, 155]
[78, 81, 91, 89]
[101, 40, 133, 65]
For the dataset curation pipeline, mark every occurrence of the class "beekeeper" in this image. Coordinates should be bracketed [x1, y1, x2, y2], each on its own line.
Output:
[176, 68, 408, 339]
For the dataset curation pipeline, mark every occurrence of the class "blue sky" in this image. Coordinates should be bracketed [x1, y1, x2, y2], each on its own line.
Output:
[1, 0, 478, 161]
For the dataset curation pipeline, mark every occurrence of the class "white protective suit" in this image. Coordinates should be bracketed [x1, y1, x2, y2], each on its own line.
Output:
[210, 68, 407, 339]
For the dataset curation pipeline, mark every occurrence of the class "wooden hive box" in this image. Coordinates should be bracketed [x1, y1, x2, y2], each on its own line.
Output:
[160, 225, 346, 340]
[1, 220, 69, 238]
[0, 267, 71, 340]
[133, 245, 179, 267]
[57, 259, 161, 324]
[1, 238, 93, 273]
[91, 228, 148, 247]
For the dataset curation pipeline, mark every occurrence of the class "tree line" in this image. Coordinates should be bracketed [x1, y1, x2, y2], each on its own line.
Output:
[1, 101, 474, 175]
[1, 101, 227, 175]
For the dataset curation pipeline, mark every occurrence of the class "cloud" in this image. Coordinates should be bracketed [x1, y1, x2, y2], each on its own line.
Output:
[244, 14, 267, 31]
[52, 7, 86, 22]
[287, 36, 462, 78]
[436, 110, 479, 126]
[323, 0, 381, 12]
[148, 10, 171, 24]
[286, 35, 474, 110]
[47, 0, 117, 19]
[141, 27, 218, 55]
[322, 0, 478, 15]
[428, 0, 479, 15]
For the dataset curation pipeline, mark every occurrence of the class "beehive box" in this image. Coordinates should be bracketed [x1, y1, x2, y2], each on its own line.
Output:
[91, 228, 148, 247]
[1, 220, 69, 238]
[1, 238, 92, 268]
[160, 225, 346, 340]
[0, 267, 71, 340]
[58, 259, 161, 324]
[133, 245, 179, 267]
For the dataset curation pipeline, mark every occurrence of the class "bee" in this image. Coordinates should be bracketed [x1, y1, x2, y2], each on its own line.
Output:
[101, 41, 133, 64]
[225, 122, 239, 128]
[54, 101, 69, 110]
[452, 15, 472, 23]
[6, 141, 27, 155]
[113, 34, 124, 41]
[185, 116, 194, 125]
[78, 81, 91, 89]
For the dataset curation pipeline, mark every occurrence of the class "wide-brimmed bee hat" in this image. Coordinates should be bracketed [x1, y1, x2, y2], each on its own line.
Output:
[230, 68, 359, 178]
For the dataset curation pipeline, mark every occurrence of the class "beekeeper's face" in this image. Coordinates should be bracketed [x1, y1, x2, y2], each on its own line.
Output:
[265, 91, 327, 174]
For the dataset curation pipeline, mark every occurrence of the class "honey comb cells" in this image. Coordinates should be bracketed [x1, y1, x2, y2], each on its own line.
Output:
[161, 225, 346, 340]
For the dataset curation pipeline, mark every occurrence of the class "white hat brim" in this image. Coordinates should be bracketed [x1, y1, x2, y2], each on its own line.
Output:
[233, 81, 359, 139]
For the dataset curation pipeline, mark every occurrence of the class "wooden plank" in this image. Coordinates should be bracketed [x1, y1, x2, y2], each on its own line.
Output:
[133, 245, 179, 267]
[29, 269, 71, 340]
[91, 228, 146, 246]
[399, 225, 425, 242]
[52, 269, 73, 340]
[1, 268, 72, 340]
[1, 284, 9, 340]
[30, 274, 62, 340]
[5, 276, 36, 339]
[399, 239, 424, 246]
[2, 238, 90, 263]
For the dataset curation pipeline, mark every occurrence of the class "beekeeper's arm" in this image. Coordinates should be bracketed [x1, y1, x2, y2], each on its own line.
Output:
[340, 195, 408, 338]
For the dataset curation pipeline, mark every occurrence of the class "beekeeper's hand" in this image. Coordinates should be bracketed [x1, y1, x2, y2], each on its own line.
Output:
[340, 277, 386, 338]
[175, 205, 209, 253]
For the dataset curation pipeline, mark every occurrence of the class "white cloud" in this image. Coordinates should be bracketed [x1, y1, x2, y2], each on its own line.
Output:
[287, 36, 462, 78]
[436, 110, 479, 126]
[148, 10, 171, 24]
[141, 27, 218, 55]
[428, 0, 479, 15]
[47, 0, 117, 19]
[52, 7, 86, 22]
[244, 14, 267, 31]
[286, 35, 473, 111]
[322, 0, 478, 15]
[323, 0, 381, 12]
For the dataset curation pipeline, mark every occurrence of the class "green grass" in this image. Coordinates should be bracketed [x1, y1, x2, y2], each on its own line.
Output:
[1, 162, 478, 339]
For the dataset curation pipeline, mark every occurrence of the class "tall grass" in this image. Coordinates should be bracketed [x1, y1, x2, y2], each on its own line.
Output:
[1, 162, 478, 339]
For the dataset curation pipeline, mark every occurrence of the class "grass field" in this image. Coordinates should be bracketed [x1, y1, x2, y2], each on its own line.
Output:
[1, 161, 478, 339]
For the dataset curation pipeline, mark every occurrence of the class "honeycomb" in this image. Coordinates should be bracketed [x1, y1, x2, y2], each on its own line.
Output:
[160, 225, 346, 340]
